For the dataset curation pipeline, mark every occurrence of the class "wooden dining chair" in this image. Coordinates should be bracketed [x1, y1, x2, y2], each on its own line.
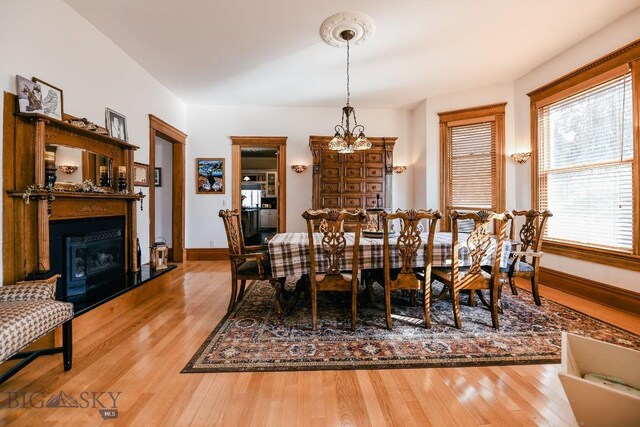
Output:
[504, 209, 553, 305]
[302, 209, 366, 331]
[431, 210, 512, 329]
[219, 209, 271, 312]
[377, 209, 441, 329]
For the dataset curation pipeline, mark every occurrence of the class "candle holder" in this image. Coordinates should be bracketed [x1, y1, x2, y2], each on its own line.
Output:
[117, 176, 127, 192]
[99, 166, 111, 187]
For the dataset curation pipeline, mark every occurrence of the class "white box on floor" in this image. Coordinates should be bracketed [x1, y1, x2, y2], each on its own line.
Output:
[559, 332, 640, 427]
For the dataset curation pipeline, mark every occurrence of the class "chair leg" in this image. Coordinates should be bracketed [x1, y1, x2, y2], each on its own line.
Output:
[228, 270, 239, 312]
[508, 276, 518, 295]
[434, 283, 449, 301]
[351, 281, 357, 331]
[410, 290, 417, 307]
[531, 275, 542, 306]
[237, 280, 246, 303]
[311, 283, 318, 331]
[468, 290, 477, 307]
[423, 280, 431, 329]
[452, 287, 462, 329]
[62, 320, 73, 371]
[385, 285, 392, 329]
[490, 284, 499, 329]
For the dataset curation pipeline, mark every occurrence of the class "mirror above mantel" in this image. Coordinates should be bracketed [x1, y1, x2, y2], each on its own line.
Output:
[45, 144, 113, 188]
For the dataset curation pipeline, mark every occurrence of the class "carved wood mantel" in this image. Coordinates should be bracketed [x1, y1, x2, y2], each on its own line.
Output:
[2, 91, 143, 286]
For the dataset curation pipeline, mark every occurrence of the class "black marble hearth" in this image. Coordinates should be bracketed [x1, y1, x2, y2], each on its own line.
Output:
[66, 265, 176, 316]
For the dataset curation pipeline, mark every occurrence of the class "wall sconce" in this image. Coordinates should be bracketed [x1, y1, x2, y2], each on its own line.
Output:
[291, 165, 307, 173]
[58, 165, 78, 174]
[510, 152, 531, 164]
[393, 166, 407, 174]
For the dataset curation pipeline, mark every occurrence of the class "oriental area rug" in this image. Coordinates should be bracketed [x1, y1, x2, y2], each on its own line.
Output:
[182, 280, 640, 373]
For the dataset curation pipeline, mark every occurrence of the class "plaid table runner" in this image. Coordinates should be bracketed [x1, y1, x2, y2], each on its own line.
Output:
[269, 232, 511, 279]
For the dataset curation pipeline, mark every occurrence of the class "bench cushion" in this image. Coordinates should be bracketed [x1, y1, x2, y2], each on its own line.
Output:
[0, 300, 73, 362]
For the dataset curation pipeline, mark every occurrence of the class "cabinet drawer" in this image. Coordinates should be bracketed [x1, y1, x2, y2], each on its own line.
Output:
[322, 197, 340, 208]
[366, 182, 383, 193]
[323, 167, 340, 179]
[344, 152, 364, 163]
[366, 167, 384, 178]
[343, 167, 363, 179]
[365, 152, 383, 163]
[366, 196, 384, 208]
[321, 182, 340, 193]
[322, 151, 340, 163]
[343, 196, 363, 209]
[343, 182, 363, 193]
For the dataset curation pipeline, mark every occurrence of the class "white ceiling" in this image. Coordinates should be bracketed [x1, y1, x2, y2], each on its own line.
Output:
[63, 0, 640, 109]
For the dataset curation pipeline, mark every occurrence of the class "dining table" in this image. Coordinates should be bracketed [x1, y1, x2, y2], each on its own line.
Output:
[265, 231, 511, 314]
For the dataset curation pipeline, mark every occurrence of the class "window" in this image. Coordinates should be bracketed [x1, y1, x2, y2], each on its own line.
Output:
[538, 73, 632, 250]
[529, 40, 640, 269]
[439, 103, 506, 230]
[241, 189, 261, 208]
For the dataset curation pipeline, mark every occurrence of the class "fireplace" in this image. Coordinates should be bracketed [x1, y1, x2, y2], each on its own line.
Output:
[50, 216, 125, 300]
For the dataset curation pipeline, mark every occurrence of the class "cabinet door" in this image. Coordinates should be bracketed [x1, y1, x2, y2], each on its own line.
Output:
[266, 172, 277, 197]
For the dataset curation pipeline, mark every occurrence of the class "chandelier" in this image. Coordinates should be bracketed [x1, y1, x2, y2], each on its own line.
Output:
[327, 29, 371, 153]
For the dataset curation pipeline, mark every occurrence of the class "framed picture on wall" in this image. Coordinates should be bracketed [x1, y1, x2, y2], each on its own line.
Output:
[133, 162, 150, 187]
[196, 158, 225, 194]
[105, 107, 128, 142]
[32, 78, 63, 120]
[16, 75, 44, 114]
[154, 167, 162, 187]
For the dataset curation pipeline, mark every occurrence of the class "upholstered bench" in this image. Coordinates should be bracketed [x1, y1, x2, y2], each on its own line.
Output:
[0, 277, 73, 384]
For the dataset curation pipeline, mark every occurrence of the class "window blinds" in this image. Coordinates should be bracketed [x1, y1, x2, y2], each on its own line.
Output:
[537, 72, 633, 250]
[448, 120, 496, 211]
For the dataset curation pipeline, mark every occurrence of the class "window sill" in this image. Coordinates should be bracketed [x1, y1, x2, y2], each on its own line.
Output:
[542, 240, 640, 272]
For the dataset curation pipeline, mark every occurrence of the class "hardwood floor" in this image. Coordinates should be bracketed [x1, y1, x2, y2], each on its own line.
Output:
[1, 261, 637, 426]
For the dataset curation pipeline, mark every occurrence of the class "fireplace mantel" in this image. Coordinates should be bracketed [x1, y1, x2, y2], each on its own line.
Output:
[2, 91, 142, 286]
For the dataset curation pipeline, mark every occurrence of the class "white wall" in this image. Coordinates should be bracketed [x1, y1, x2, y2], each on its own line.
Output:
[186, 105, 413, 249]
[410, 100, 428, 210]
[514, 8, 640, 293]
[155, 136, 173, 247]
[0, 0, 187, 277]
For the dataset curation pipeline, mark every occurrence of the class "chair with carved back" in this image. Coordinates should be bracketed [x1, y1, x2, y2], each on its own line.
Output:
[431, 210, 512, 329]
[376, 209, 441, 329]
[218, 209, 271, 312]
[503, 209, 552, 305]
[302, 209, 366, 331]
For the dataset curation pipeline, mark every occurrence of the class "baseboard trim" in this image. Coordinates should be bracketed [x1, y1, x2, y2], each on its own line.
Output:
[539, 267, 640, 316]
[185, 248, 229, 261]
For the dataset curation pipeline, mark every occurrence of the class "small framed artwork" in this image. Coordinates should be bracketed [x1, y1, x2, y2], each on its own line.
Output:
[16, 75, 44, 114]
[154, 167, 162, 187]
[133, 162, 150, 187]
[105, 108, 128, 142]
[196, 158, 225, 194]
[33, 78, 63, 120]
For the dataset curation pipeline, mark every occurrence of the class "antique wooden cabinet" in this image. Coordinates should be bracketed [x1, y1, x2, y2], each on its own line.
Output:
[309, 136, 396, 211]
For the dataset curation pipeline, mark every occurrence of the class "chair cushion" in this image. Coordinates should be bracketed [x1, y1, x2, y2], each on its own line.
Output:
[0, 300, 73, 362]
[236, 260, 272, 278]
[0, 280, 57, 302]
[508, 260, 534, 274]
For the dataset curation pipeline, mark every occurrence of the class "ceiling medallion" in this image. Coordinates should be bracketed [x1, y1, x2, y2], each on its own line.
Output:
[321, 12, 375, 153]
[319, 11, 375, 48]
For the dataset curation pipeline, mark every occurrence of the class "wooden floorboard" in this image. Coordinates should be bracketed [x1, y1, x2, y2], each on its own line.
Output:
[1, 260, 638, 426]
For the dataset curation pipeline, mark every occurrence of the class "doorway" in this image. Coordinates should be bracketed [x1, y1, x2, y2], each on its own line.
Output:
[148, 115, 187, 263]
[231, 137, 287, 237]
